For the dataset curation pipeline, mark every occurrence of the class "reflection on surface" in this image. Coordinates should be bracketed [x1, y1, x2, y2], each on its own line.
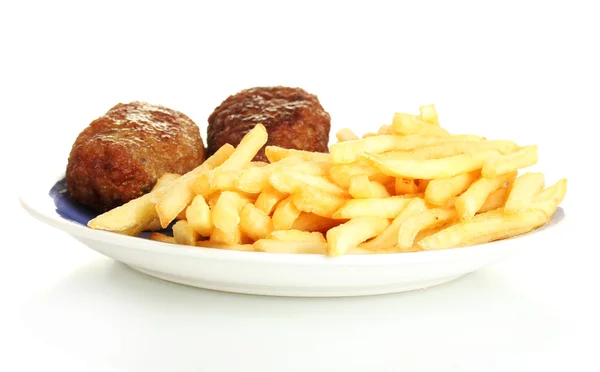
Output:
[21, 258, 564, 372]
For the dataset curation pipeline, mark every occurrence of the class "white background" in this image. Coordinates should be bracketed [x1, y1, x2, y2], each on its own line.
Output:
[1, 1, 597, 371]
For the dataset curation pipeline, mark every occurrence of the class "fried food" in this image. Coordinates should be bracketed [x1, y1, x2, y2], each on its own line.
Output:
[89, 103, 567, 257]
[207, 86, 331, 162]
[67, 102, 205, 212]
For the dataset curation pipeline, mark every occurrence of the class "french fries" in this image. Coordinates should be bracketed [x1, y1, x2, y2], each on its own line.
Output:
[88, 105, 567, 257]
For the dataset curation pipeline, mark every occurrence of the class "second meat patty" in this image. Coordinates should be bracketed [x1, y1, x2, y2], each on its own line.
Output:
[207, 86, 331, 162]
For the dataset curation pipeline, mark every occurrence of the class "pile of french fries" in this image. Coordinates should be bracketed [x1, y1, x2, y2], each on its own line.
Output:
[88, 104, 567, 257]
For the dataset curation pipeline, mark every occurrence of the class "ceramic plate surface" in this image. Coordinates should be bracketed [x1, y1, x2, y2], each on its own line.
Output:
[19, 170, 565, 297]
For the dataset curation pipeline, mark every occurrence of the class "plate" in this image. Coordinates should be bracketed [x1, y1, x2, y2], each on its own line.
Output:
[19, 170, 565, 297]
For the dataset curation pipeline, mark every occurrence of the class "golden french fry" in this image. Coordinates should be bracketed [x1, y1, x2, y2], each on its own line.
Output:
[534, 178, 568, 205]
[272, 196, 302, 231]
[210, 227, 242, 245]
[362, 132, 378, 138]
[270, 170, 347, 196]
[336, 128, 360, 142]
[377, 125, 393, 135]
[253, 239, 328, 254]
[478, 187, 509, 213]
[88, 145, 233, 234]
[254, 186, 288, 215]
[332, 196, 414, 219]
[172, 220, 198, 246]
[348, 174, 390, 199]
[291, 188, 348, 218]
[482, 145, 538, 178]
[399, 140, 519, 160]
[504, 172, 545, 214]
[239, 203, 273, 241]
[245, 161, 269, 168]
[392, 113, 450, 136]
[218, 124, 268, 171]
[266, 230, 326, 243]
[154, 173, 181, 189]
[211, 191, 248, 243]
[417, 208, 548, 250]
[186, 195, 213, 237]
[176, 208, 187, 221]
[419, 104, 439, 125]
[395, 178, 419, 195]
[149, 232, 176, 244]
[359, 198, 428, 252]
[455, 172, 516, 220]
[154, 144, 235, 228]
[397, 208, 456, 251]
[425, 171, 480, 206]
[329, 134, 482, 164]
[265, 146, 331, 163]
[326, 217, 390, 257]
[290, 213, 343, 232]
[196, 240, 255, 251]
[362, 149, 499, 179]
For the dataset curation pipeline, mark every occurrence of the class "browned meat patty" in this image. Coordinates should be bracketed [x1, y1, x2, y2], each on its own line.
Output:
[66, 101, 205, 212]
[207, 86, 331, 162]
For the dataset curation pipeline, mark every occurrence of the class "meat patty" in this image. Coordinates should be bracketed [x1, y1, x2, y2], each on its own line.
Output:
[207, 86, 331, 162]
[66, 101, 205, 212]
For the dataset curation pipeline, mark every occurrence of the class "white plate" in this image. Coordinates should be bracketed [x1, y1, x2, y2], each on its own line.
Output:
[19, 170, 565, 297]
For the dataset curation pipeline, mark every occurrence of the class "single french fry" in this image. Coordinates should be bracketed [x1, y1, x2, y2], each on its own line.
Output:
[392, 113, 450, 136]
[419, 104, 439, 126]
[210, 227, 242, 245]
[362, 149, 499, 179]
[217, 124, 268, 171]
[291, 188, 348, 218]
[149, 232, 176, 244]
[425, 171, 480, 206]
[336, 128, 360, 142]
[504, 172, 545, 214]
[265, 146, 331, 163]
[239, 203, 273, 241]
[348, 174, 390, 199]
[329, 134, 482, 164]
[254, 186, 288, 215]
[534, 178, 568, 205]
[211, 191, 247, 243]
[417, 208, 548, 250]
[397, 208, 456, 251]
[362, 132, 378, 138]
[455, 172, 516, 220]
[326, 217, 390, 257]
[154, 144, 235, 228]
[482, 145, 538, 178]
[88, 146, 232, 234]
[266, 230, 326, 243]
[186, 195, 213, 237]
[270, 170, 347, 196]
[172, 220, 198, 246]
[377, 124, 393, 135]
[332, 196, 414, 219]
[196, 240, 255, 251]
[402, 140, 519, 161]
[272, 196, 302, 231]
[290, 213, 343, 232]
[359, 198, 428, 252]
[253, 239, 328, 254]
[395, 178, 419, 195]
